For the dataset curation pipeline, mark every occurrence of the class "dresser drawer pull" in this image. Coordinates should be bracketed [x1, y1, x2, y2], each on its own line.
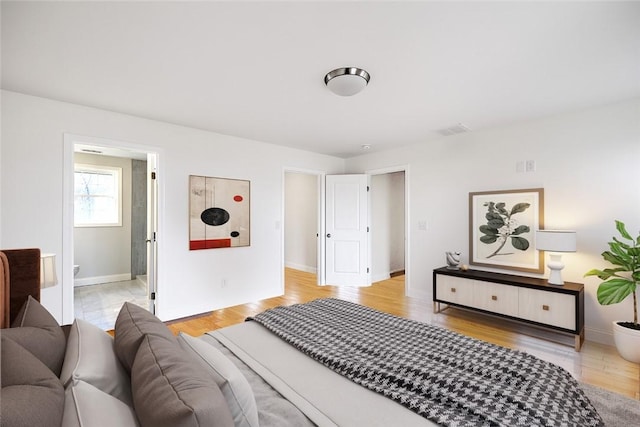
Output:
[450, 287, 456, 293]
[542, 305, 550, 311]
[491, 295, 497, 301]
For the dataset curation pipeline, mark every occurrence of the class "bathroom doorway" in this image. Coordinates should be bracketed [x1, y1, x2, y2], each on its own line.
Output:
[64, 134, 158, 329]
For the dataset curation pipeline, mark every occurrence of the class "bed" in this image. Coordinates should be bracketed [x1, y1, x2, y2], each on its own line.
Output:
[204, 298, 603, 427]
[0, 296, 604, 427]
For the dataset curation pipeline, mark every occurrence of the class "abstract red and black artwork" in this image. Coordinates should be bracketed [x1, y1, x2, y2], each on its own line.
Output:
[189, 175, 250, 250]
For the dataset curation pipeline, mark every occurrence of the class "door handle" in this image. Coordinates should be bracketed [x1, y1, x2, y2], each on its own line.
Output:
[326, 234, 331, 238]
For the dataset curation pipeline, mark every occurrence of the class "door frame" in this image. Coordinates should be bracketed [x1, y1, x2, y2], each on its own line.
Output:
[282, 167, 326, 287]
[146, 154, 159, 314]
[366, 165, 410, 295]
[62, 133, 162, 324]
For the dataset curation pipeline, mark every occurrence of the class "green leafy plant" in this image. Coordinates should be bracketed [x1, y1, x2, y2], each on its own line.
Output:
[479, 201, 531, 258]
[584, 220, 639, 329]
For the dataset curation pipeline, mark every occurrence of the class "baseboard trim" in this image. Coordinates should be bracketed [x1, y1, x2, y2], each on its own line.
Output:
[407, 287, 429, 301]
[390, 269, 405, 278]
[372, 269, 405, 283]
[372, 273, 390, 283]
[136, 275, 148, 287]
[284, 262, 317, 274]
[74, 273, 132, 287]
[585, 326, 614, 346]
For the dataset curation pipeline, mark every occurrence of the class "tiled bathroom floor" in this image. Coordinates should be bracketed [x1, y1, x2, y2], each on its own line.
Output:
[74, 279, 149, 330]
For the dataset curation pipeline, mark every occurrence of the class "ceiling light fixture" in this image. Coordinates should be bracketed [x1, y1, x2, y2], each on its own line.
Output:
[324, 67, 370, 96]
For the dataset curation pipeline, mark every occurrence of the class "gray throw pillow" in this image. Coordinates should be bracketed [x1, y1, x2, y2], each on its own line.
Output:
[178, 332, 259, 427]
[131, 334, 234, 427]
[60, 318, 133, 405]
[113, 302, 175, 373]
[1, 335, 65, 427]
[2, 295, 66, 376]
[62, 380, 139, 427]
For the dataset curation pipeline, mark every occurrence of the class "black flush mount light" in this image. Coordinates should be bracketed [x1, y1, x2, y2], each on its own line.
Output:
[324, 67, 370, 96]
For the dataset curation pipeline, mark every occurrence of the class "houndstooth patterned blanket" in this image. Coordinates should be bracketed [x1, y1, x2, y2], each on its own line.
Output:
[249, 298, 603, 427]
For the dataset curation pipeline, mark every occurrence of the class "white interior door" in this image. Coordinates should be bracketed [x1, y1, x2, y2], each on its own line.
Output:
[325, 174, 370, 286]
[146, 154, 158, 314]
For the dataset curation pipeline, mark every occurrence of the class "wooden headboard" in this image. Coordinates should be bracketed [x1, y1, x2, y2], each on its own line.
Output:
[0, 252, 9, 328]
[0, 248, 41, 328]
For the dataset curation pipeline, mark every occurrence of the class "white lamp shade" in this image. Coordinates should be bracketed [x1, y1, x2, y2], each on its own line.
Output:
[535, 230, 576, 253]
[40, 253, 58, 288]
[324, 67, 370, 96]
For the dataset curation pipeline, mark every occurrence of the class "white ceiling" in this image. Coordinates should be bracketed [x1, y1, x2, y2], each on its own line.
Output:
[2, 1, 639, 158]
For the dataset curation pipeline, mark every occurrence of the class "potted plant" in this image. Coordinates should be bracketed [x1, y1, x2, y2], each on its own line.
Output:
[584, 220, 640, 363]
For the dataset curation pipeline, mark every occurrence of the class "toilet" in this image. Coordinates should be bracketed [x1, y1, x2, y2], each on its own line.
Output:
[73, 265, 80, 277]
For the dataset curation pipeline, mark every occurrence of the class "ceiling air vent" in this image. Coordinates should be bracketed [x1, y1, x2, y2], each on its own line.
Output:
[436, 123, 471, 137]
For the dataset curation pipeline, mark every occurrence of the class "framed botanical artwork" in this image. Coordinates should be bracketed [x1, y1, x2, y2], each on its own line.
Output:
[189, 175, 250, 250]
[469, 188, 544, 273]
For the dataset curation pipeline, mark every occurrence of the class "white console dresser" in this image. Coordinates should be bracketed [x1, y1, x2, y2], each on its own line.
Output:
[433, 267, 585, 351]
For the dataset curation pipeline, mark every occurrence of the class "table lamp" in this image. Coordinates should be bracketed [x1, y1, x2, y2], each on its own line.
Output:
[40, 253, 58, 288]
[535, 230, 576, 285]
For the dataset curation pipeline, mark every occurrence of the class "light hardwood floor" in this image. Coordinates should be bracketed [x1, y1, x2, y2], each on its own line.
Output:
[166, 268, 640, 400]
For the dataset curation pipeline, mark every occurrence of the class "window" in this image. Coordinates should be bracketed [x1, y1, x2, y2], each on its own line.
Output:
[74, 164, 122, 227]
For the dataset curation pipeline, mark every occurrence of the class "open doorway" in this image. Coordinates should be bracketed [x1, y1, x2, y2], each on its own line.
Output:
[282, 167, 408, 292]
[283, 170, 322, 286]
[63, 135, 158, 329]
[368, 167, 408, 292]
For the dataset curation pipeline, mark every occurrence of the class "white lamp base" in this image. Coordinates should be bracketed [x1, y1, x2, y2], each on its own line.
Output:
[546, 253, 565, 285]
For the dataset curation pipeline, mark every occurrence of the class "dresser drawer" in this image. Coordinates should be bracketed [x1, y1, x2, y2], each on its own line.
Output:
[518, 288, 575, 330]
[435, 275, 474, 307]
[472, 281, 519, 317]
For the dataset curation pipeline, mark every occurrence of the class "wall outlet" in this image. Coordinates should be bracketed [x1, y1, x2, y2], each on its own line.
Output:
[418, 220, 427, 231]
[526, 160, 536, 172]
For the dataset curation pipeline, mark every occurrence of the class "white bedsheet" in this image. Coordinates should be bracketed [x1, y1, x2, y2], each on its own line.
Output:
[207, 322, 436, 427]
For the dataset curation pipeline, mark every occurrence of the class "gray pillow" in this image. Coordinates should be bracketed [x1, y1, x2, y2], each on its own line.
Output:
[131, 334, 234, 427]
[178, 332, 259, 427]
[62, 380, 139, 427]
[2, 295, 66, 376]
[60, 318, 133, 405]
[114, 302, 175, 374]
[1, 335, 65, 427]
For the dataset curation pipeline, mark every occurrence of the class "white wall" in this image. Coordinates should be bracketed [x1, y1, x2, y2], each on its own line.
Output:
[0, 90, 345, 323]
[371, 172, 405, 282]
[73, 153, 132, 286]
[347, 99, 640, 345]
[3, 89, 638, 345]
[284, 172, 318, 273]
